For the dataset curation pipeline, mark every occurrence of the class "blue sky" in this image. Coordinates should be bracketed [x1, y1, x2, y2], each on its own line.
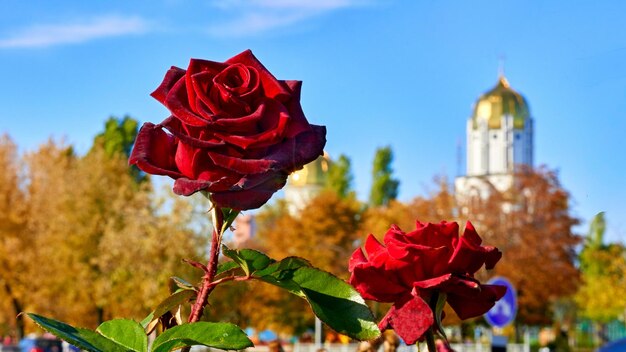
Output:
[1, 1, 625, 243]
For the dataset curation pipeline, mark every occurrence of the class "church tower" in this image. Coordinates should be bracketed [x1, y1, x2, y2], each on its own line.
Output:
[455, 75, 534, 199]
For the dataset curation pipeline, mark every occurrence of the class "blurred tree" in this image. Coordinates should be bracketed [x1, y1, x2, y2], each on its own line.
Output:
[461, 166, 581, 325]
[369, 146, 399, 206]
[22, 140, 205, 328]
[326, 154, 354, 198]
[576, 213, 626, 323]
[0, 124, 207, 333]
[92, 115, 138, 157]
[0, 135, 29, 339]
[214, 191, 363, 335]
[92, 115, 144, 182]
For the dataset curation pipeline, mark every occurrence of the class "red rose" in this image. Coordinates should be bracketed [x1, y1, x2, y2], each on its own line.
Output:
[129, 50, 326, 210]
[349, 221, 506, 344]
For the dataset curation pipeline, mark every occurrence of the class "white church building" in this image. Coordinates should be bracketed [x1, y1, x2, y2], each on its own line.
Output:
[455, 75, 534, 199]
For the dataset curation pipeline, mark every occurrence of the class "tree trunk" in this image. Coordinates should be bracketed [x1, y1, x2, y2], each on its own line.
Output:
[96, 306, 105, 325]
[3, 281, 24, 339]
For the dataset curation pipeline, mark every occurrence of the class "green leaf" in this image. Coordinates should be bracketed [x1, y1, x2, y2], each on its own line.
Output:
[293, 267, 380, 340]
[171, 276, 196, 291]
[257, 273, 305, 297]
[141, 289, 196, 332]
[255, 256, 310, 277]
[97, 320, 147, 352]
[27, 313, 130, 352]
[221, 246, 274, 276]
[216, 261, 240, 276]
[254, 257, 312, 297]
[151, 322, 253, 352]
[254, 263, 379, 340]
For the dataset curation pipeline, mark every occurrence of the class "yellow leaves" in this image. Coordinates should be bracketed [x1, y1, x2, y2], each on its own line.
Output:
[576, 244, 626, 322]
[0, 137, 206, 335]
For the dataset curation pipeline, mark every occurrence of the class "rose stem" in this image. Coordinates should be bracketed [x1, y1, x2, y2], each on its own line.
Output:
[188, 206, 225, 323]
[425, 329, 437, 352]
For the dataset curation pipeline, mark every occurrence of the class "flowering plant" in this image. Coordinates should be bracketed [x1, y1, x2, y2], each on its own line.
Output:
[350, 221, 506, 350]
[27, 50, 504, 352]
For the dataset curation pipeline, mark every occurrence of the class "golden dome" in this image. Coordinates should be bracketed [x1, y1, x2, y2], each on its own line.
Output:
[288, 152, 330, 187]
[472, 75, 529, 129]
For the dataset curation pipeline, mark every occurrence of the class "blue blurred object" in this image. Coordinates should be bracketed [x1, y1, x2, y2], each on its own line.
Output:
[258, 330, 278, 342]
[17, 337, 61, 352]
[598, 337, 626, 352]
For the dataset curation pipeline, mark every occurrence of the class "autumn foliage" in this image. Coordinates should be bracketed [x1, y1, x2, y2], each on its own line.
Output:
[1, 126, 582, 339]
[0, 131, 206, 338]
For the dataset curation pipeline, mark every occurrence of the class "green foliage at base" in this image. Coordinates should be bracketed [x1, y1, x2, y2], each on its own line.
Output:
[27, 313, 252, 352]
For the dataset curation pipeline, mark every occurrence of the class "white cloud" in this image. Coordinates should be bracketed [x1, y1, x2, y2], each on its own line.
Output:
[0, 15, 150, 49]
[208, 0, 372, 37]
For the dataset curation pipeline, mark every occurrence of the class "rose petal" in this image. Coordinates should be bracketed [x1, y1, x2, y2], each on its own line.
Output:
[483, 246, 503, 270]
[209, 173, 288, 210]
[165, 77, 211, 127]
[413, 274, 482, 297]
[129, 122, 183, 179]
[405, 221, 459, 249]
[226, 49, 291, 101]
[173, 178, 214, 196]
[214, 98, 289, 149]
[151, 66, 186, 104]
[161, 116, 225, 148]
[348, 247, 368, 272]
[350, 264, 407, 302]
[448, 222, 501, 275]
[264, 124, 326, 172]
[447, 284, 507, 320]
[185, 58, 229, 110]
[207, 150, 275, 175]
[211, 102, 269, 134]
[378, 294, 433, 345]
[364, 234, 386, 256]
[282, 80, 313, 138]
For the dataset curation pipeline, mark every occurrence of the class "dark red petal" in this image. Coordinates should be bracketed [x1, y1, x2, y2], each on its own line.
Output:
[213, 99, 289, 149]
[209, 174, 288, 210]
[348, 247, 367, 272]
[412, 274, 454, 289]
[378, 294, 433, 345]
[207, 150, 275, 175]
[447, 284, 507, 320]
[385, 235, 451, 279]
[151, 66, 186, 104]
[164, 77, 211, 127]
[413, 274, 482, 297]
[462, 221, 482, 244]
[405, 221, 459, 249]
[483, 246, 503, 270]
[364, 234, 386, 256]
[225, 49, 291, 101]
[264, 124, 326, 172]
[210, 102, 267, 134]
[161, 116, 225, 149]
[282, 80, 312, 138]
[174, 140, 204, 179]
[129, 122, 183, 179]
[186, 58, 229, 110]
[349, 264, 407, 302]
[448, 222, 499, 275]
[173, 178, 214, 196]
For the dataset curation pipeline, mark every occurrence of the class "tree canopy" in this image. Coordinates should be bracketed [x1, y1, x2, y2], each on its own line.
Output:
[369, 146, 399, 207]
